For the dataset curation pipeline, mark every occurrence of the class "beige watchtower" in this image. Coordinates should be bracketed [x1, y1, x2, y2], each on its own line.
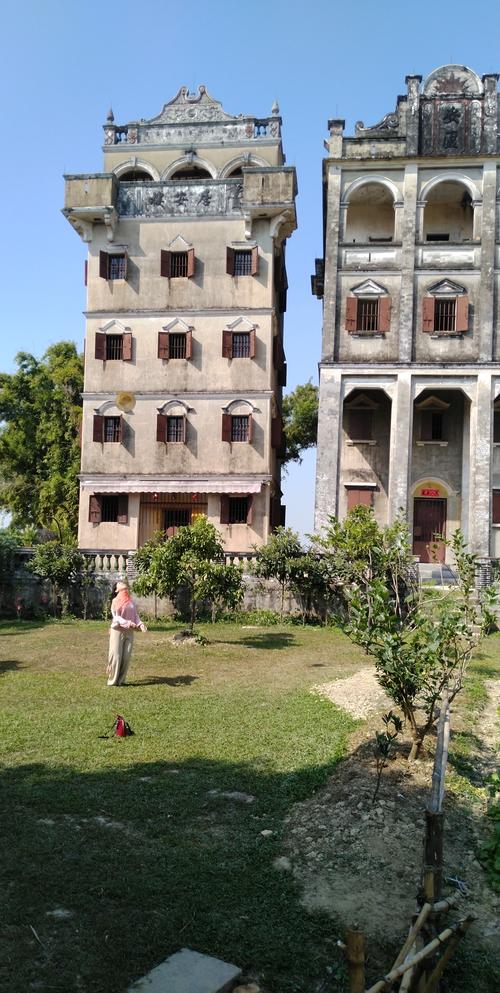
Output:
[63, 86, 297, 554]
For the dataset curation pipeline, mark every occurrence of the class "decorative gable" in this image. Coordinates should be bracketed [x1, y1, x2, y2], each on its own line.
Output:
[427, 279, 467, 296]
[226, 316, 256, 332]
[415, 395, 450, 411]
[351, 279, 387, 297]
[162, 317, 193, 334]
[168, 234, 192, 251]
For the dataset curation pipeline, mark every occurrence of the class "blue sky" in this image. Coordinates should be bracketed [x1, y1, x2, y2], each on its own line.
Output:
[1, 0, 499, 536]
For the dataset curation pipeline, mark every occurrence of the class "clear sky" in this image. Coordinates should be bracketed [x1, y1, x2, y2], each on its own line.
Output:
[1, 0, 499, 537]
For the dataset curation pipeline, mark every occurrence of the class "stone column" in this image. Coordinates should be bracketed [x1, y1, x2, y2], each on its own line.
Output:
[314, 368, 342, 532]
[399, 165, 419, 363]
[388, 371, 413, 521]
[479, 162, 497, 362]
[468, 372, 493, 557]
[321, 164, 342, 361]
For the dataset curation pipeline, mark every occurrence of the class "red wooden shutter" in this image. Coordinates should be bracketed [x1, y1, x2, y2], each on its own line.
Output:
[93, 415, 103, 442]
[249, 328, 256, 358]
[378, 297, 392, 332]
[95, 332, 106, 360]
[420, 411, 433, 441]
[246, 495, 253, 525]
[158, 331, 169, 359]
[181, 415, 187, 444]
[220, 495, 229, 524]
[117, 415, 124, 443]
[99, 251, 109, 279]
[88, 495, 102, 523]
[494, 410, 500, 443]
[122, 251, 129, 280]
[247, 413, 253, 444]
[222, 413, 232, 442]
[345, 297, 358, 332]
[422, 297, 435, 332]
[347, 488, 372, 511]
[160, 250, 172, 277]
[84, 260, 88, 286]
[271, 417, 283, 448]
[493, 490, 500, 525]
[456, 295, 469, 332]
[156, 413, 167, 442]
[222, 330, 233, 358]
[122, 332, 132, 361]
[185, 330, 193, 359]
[187, 248, 195, 278]
[117, 495, 129, 524]
[251, 245, 259, 276]
[226, 247, 235, 275]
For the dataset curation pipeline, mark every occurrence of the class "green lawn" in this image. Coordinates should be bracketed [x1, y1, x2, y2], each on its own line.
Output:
[0, 619, 363, 993]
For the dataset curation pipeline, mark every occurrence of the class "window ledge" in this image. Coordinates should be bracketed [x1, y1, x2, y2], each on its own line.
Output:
[346, 439, 377, 446]
[428, 333, 466, 339]
[348, 332, 386, 338]
[492, 523, 500, 528]
[494, 442, 500, 447]
[416, 441, 448, 447]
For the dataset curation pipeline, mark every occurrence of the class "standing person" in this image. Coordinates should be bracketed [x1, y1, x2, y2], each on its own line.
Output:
[107, 580, 147, 687]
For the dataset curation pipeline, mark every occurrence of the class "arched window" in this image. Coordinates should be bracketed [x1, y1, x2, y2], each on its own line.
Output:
[345, 182, 395, 243]
[170, 165, 212, 180]
[423, 181, 473, 243]
[118, 168, 153, 182]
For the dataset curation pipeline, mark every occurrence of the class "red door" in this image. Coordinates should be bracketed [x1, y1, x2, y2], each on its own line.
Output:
[413, 499, 447, 562]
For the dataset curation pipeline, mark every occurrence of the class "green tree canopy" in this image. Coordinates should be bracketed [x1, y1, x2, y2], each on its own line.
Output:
[0, 343, 83, 537]
[282, 381, 318, 466]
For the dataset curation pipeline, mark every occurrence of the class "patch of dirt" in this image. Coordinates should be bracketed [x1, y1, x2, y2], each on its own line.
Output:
[281, 675, 500, 977]
[314, 666, 391, 719]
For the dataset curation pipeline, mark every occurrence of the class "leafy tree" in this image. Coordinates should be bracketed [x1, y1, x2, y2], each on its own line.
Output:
[253, 527, 304, 618]
[29, 540, 84, 617]
[317, 508, 492, 759]
[0, 343, 83, 537]
[288, 553, 331, 623]
[133, 517, 244, 632]
[282, 381, 318, 466]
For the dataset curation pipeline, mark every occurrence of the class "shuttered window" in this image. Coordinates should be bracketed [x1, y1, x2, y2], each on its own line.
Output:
[493, 490, 500, 525]
[231, 415, 249, 442]
[106, 335, 123, 360]
[220, 495, 253, 525]
[422, 295, 469, 333]
[227, 245, 259, 276]
[348, 409, 372, 441]
[346, 488, 373, 511]
[166, 416, 186, 443]
[161, 248, 195, 278]
[169, 334, 187, 359]
[345, 296, 391, 333]
[88, 494, 128, 523]
[100, 251, 128, 281]
[104, 417, 122, 443]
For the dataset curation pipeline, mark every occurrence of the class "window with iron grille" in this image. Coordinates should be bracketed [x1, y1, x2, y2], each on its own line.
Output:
[434, 299, 456, 333]
[421, 411, 444, 442]
[231, 415, 249, 442]
[105, 334, 123, 360]
[101, 496, 119, 522]
[357, 299, 379, 332]
[229, 496, 248, 524]
[164, 508, 191, 529]
[170, 252, 188, 277]
[108, 254, 127, 280]
[494, 410, 500, 443]
[232, 332, 250, 358]
[104, 417, 122, 443]
[167, 416, 184, 442]
[169, 333, 187, 359]
[234, 250, 252, 276]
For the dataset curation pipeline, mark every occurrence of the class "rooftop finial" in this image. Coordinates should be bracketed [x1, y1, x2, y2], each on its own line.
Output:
[107, 107, 114, 123]
[271, 99, 280, 116]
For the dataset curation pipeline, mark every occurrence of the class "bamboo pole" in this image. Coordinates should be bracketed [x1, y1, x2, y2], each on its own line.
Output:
[346, 928, 365, 993]
[364, 920, 467, 993]
[429, 694, 450, 814]
[421, 918, 474, 993]
[390, 904, 432, 972]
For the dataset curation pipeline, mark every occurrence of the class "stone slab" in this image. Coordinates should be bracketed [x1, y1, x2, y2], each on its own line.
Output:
[127, 948, 242, 993]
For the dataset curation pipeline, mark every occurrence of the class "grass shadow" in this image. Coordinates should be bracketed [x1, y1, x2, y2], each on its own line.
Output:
[215, 632, 297, 651]
[0, 659, 21, 675]
[126, 675, 199, 687]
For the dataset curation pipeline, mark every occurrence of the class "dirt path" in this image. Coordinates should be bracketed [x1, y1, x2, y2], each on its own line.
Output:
[280, 671, 500, 983]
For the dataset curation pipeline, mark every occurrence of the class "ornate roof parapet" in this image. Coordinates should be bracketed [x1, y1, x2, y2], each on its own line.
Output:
[339, 65, 500, 159]
[103, 85, 281, 147]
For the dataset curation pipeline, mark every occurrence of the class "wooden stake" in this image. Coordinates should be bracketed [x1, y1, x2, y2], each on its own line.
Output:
[421, 917, 474, 993]
[390, 903, 432, 972]
[364, 920, 464, 993]
[346, 928, 365, 993]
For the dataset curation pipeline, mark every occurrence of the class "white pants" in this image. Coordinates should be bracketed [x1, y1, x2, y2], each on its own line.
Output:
[107, 627, 134, 686]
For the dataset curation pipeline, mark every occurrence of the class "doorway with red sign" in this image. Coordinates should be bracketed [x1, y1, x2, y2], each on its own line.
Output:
[413, 498, 447, 562]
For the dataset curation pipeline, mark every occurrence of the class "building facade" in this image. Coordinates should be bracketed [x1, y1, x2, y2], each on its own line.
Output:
[313, 65, 500, 563]
[63, 86, 296, 554]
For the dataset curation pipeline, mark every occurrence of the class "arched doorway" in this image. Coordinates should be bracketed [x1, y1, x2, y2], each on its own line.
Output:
[412, 480, 448, 562]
